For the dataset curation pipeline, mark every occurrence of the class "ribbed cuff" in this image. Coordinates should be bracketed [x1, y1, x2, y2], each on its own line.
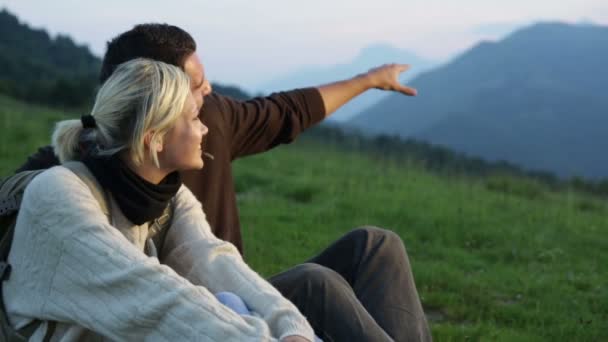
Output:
[277, 316, 316, 342]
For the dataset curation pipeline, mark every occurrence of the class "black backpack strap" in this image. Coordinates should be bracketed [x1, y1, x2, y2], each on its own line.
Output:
[1, 170, 47, 263]
[0, 170, 47, 341]
[0, 194, 21, 217]
[0, 283, 20, 342]
[148, 200, 174, 258]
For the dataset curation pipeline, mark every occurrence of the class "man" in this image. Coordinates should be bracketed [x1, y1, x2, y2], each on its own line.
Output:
[18, 24, 431, 341]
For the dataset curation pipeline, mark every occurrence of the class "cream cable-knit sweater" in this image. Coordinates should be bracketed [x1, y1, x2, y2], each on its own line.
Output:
[3, 166, 314, 341]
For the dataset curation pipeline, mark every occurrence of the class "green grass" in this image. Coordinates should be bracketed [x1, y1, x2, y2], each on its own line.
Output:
[0, 95, 74, 175]
[2, 96, 606, 341]
[234, 143, 607, 341]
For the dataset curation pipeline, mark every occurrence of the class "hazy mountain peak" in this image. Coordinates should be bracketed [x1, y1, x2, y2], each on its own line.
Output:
[256, 44, 437, 87]
[350, 20, 608, 179]
[255, 43, 439, 121]
[354, 43, 428, 64]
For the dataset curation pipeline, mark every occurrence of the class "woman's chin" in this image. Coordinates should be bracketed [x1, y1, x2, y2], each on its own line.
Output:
[177, 159, 205, 172]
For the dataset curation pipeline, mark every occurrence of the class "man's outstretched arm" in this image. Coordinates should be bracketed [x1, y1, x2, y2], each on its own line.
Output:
[216, 63, 418, 160]
[317, 63, 417, 117]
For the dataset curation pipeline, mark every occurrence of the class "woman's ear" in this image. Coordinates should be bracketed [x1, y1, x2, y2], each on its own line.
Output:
[144, 131, 163, 153]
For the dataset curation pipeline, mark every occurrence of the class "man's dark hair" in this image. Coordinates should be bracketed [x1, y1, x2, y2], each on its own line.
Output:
[100, 24, 196, 83]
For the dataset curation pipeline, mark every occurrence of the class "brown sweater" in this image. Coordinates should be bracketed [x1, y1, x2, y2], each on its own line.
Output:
[16, 88, 326, 254]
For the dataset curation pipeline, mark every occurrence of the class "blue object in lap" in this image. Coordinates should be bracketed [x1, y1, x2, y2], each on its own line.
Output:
[215, 292, 323, 342]
[215, 291, 251, 315]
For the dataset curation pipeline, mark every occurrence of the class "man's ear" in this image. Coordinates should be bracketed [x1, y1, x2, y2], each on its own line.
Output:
[144, 131, 163, 153]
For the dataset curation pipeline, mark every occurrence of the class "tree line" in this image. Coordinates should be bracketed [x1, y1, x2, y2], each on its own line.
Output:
[303, 124, 608, 198]
[0, 9, 250, 108]
[0, 9, 99, 108]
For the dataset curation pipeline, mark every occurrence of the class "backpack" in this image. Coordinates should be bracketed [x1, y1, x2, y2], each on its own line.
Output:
[0, 161, 173, 341]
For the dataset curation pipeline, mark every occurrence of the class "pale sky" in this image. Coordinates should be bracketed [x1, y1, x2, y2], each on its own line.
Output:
[1, 0, 607, 90]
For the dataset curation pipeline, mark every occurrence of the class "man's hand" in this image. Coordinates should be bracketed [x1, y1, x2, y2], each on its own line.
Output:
[317, 62, 417, 117]
[363, 63, 417, 96]
[281, 335, 311, 342]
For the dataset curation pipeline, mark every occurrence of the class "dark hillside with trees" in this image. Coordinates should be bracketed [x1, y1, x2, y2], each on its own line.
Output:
[0, 8, 250, 108]
[305, 124, 608, 198]
[0, 9, 99, 107]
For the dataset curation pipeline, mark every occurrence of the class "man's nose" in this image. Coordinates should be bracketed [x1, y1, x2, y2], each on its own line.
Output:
[194, 93, 204, 112]
[203, 81, 212, 96]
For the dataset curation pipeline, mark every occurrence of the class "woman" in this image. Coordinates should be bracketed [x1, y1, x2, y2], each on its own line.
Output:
[3, 59, 315, 341]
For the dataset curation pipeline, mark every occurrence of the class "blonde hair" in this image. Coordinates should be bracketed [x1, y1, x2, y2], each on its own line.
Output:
[52, 58, 191, 167]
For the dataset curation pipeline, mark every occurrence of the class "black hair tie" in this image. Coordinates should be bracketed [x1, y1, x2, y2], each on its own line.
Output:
[81, 114, 97, 129]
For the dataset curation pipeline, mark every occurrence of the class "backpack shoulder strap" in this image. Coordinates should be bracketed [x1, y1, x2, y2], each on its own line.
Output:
[149, 200, 174, 257]
[0, 170, 46, 217]
[0, 169, 54, 341]
[1, 169, 47, 268]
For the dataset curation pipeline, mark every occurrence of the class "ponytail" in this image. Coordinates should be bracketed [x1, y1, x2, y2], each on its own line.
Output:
[52, 119, 87, 162]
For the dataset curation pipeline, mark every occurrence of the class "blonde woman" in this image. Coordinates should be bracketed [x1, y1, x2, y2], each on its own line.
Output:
[3, 59, 315, 341]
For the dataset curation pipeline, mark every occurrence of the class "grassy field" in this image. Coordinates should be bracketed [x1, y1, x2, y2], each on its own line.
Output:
[0, 95, 74, 175]
[1, 95, 606, 341]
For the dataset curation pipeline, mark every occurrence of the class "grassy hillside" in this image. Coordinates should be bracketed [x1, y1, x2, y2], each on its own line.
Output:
[1, 97, 606, 341]
[0, 95, 74, 175]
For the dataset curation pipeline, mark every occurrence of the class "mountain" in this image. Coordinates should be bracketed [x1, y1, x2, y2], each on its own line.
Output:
[255, 43, 438, 121]
[350, 22, 608, 179]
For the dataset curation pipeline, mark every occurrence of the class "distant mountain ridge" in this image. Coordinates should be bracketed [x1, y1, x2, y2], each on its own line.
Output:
[256, 43, 438, 121]
[350, 22, 608, 179]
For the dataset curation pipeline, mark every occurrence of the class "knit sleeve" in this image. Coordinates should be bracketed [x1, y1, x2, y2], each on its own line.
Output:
[213, 88, 325, 160]
[4, 166, 284, 341]
[160, 185, 316, 341]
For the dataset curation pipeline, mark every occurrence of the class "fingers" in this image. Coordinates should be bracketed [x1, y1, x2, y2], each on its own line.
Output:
[369, 63, 409, 75]
[387, 64, 415, 96]
[398, 84, 417, 96]
[395, 64, 410, 73]
[367, 63, 417, 95]
[390, 64, 416, 95]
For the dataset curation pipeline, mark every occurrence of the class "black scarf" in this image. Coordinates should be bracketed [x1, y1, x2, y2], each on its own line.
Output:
[82, 154, 181, 225]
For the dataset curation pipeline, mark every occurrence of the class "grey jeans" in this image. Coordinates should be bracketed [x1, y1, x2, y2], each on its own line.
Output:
[269, 227, 432, 342]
